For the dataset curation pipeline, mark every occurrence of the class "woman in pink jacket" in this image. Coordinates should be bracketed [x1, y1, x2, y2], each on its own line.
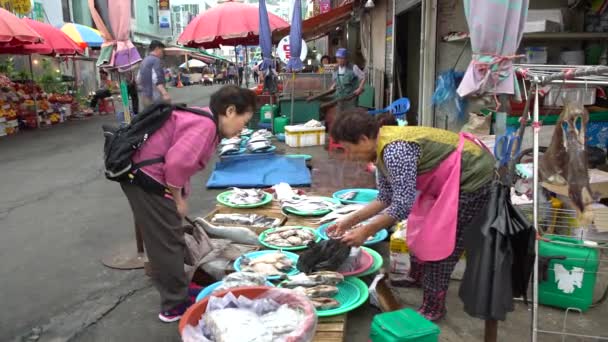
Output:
[121, 85, 256, 322]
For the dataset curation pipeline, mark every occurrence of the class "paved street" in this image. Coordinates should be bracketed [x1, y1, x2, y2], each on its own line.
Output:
[2, 84, 607, 342]
[0, 85, 223, 341]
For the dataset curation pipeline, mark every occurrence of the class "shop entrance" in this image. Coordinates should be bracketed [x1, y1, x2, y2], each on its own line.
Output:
[394, 3, 422, 125]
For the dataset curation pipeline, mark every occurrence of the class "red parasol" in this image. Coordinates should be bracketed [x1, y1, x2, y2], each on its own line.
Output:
[0, 8, 42, 46]
[15, 18, 84, 55]
[177, 0, 289, 49]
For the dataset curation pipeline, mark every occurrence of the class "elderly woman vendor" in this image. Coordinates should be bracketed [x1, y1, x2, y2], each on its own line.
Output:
[328, 110, 495, 321]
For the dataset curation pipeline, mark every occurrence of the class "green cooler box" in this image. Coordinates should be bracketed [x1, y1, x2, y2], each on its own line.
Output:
[370, 308, 440, 342]
[539, 235, 599, 312]
[278, 98, 320, 124]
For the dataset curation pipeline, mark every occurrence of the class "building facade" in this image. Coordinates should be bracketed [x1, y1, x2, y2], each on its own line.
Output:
[132, 0, 169, 46]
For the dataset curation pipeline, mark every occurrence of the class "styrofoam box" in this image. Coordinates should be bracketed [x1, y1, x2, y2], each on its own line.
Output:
[527, 9, 566, 31]
[524, 20, 561, 33]
[285, 125, 326, 147]
[543, 86, 596, 106]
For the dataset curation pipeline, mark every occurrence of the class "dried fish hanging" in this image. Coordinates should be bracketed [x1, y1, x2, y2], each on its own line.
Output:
[525, 65, 608, 342]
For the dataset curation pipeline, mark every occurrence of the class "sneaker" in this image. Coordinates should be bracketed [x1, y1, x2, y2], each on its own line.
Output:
[158, 301, 191, 323]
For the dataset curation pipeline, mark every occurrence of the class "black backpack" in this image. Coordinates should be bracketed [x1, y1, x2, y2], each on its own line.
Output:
[102, 102, 217, 182]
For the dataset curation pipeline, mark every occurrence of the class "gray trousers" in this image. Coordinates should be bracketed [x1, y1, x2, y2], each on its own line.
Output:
[121, 183, 188, 311]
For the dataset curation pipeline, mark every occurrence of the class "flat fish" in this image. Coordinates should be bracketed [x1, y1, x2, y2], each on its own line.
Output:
[226, 188, 267, 205]
[211, 213, 281, 228]
[295, 285, 339, 298]
[219, 144, 240, 156]
[339, 191, 358, 201]
[316, 204, 365, 224]
[195, 218, 259, 245]
[310, 297, 341, 310]
[281, 271, 344, 288]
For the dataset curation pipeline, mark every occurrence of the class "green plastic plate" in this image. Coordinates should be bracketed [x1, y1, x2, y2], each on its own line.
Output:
[317, 277, 369, 317]
[216, 190, 273, 209]
[258, 227, 320, 251]
[358, 247, 384, 277]
[282, 197, 340, 216]
[285, 154, 313, 161]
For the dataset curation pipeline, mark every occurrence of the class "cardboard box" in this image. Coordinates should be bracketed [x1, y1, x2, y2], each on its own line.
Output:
[542, 168, 608, 199]
[524, 20, 561, 33]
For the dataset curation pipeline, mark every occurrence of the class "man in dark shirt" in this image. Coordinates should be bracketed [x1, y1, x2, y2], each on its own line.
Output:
[237, 63, 244, 86]
[137, 40, 170, 108]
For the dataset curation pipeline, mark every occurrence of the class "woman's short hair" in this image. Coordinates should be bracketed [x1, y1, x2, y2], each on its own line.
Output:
[210, 85, 256, 116]
[331, 109, 398, 143]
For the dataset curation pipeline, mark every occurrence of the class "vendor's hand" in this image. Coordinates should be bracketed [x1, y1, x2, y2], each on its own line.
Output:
[326, 217, 354, 238]
[162, 93, 171, 102]
[354, 87, 363, 96]
[175, 199, 188, 218]
[341, 225, 370, 247]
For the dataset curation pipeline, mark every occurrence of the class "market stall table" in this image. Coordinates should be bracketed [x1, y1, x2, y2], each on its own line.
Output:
[214, 196, 353, 341]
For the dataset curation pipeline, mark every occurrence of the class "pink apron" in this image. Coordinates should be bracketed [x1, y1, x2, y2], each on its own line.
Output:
[406, 133, 467, 262]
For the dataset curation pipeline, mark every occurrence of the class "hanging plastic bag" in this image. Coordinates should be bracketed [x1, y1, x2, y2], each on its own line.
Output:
[432, 70, 467, 124]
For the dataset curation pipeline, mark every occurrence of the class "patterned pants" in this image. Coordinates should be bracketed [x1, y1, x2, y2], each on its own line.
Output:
[410, 181, 493, 317]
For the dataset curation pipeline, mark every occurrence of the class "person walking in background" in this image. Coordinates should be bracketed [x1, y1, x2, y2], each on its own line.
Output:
[252, 63, 259, 84]
[237, 63, 244, 86]
[137, 40, 171, 108]
[227, 64, 237, 84]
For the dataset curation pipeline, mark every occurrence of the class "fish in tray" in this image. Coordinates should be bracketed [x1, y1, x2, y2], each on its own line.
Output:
[241, 252, 294, 277]
[247, 140, 273, 152]
[218, 143, 240, 156]
[339, 191, 358, 201]
[310, 297, 341, 310]
[226, 188, 267, 205]
[293, 284, 339, 298]
[211, 213, 281, 228]
[281, 197, 338, 213]
[316, 204, 365, 224]
[281, 271, 344, 288]
[263, 227, 316, 247]
[220, 137, 242, 146]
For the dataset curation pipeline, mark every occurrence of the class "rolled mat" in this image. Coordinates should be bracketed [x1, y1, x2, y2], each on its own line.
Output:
[206, 154, 311, 188]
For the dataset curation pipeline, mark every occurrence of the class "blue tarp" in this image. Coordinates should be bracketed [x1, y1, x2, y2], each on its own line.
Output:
[206, 155, 311, 188]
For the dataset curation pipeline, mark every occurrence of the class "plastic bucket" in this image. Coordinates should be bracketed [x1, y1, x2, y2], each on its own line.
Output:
[179, 286, 317, 338]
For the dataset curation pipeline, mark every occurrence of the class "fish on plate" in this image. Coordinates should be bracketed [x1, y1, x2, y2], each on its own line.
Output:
[339, 191, 358, 201]
[281, 197, 338, 212]
[316, 204, 365, 224]
[310, 297, 340, 310]
[211, 213, 281, 228]
[293, 284, 339, 298]
[219, 144, 240, 156]
[240, 252, 294, 277]
[263, 227, 316, 247]
[226, 188, 267, 205]
[280, 271, 344, 288]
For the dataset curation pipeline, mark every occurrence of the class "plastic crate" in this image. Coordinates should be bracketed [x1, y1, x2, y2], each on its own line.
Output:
[370, 308, 440, 342]
[285, 125, 326, 147]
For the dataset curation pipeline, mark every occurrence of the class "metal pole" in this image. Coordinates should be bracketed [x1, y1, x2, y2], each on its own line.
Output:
[290, 72, 296, 124]
[245, 46, 250, 88]
[532, 82, 540, 342]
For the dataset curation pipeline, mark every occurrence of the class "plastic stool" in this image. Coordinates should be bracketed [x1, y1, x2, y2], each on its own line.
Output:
[328, 137, 344, 152]
[98, 98, 115, 115]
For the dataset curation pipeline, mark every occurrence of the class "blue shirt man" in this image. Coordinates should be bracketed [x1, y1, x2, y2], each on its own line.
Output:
[137, 40, 170, 107]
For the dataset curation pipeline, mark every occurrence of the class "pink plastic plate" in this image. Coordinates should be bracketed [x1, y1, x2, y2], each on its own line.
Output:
[338, 249, 374, 277]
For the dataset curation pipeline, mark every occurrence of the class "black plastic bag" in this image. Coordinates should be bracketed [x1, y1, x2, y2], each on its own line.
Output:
[458, 182, 535, 321]
[297, 240, 350, 274]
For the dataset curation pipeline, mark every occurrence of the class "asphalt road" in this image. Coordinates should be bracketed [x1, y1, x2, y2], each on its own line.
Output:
[0, 85, 223, 341]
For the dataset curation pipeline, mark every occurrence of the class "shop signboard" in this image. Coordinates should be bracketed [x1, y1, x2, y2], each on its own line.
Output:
[159, 0, 171, 28]
[320, 0, 330, 14]
[276, 36, 308, 65]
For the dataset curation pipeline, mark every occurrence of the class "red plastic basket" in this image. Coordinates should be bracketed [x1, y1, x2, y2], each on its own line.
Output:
[179, 286, 317, 341]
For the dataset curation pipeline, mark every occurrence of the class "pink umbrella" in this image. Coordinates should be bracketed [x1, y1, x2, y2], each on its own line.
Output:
[178, 0, 289, 49]
[0, 8, 43, 46]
